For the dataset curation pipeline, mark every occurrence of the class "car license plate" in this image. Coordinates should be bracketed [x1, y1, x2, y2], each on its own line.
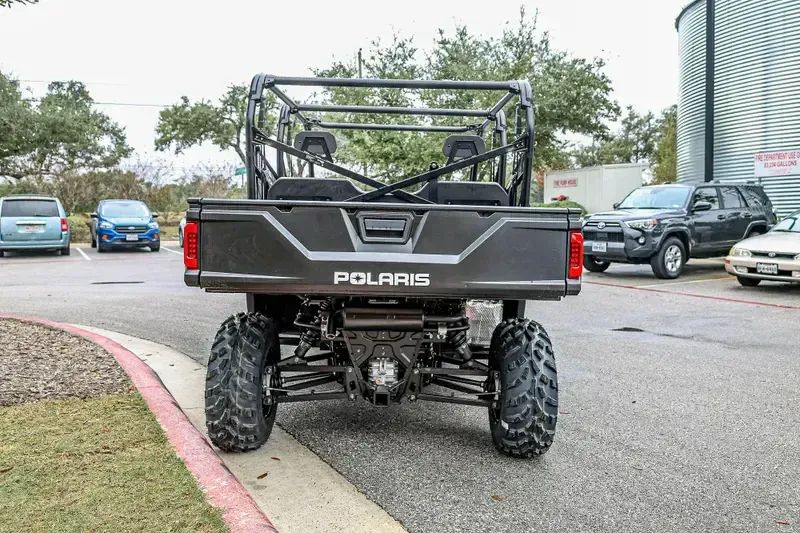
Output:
[23, 225, 40, 232]
[125, 234, 139, 242]
[756, 263, 778, 275]
[592, 242, 607, 253]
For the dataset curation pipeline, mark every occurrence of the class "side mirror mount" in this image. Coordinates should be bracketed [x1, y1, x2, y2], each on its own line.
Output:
[693, 201, 712, 212]
[90, 212, 98, 219]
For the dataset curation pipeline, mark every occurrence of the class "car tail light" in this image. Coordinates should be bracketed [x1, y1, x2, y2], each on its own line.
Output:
[569, 229, 584, 279]
[60, 218, 68, 233]
[184, 221, 199, 270]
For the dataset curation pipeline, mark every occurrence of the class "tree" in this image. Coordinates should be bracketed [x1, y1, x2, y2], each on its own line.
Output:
[651, 105, 677, 184]
[0, 72, 132, 180]
[572, 106, 656, 167]
[155, 84, 278, 164]
[309, 7, 619, 181]
[0, 0, 38, 7]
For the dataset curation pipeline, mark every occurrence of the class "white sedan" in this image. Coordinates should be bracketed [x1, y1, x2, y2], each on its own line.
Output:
[725, 209, 800, 287]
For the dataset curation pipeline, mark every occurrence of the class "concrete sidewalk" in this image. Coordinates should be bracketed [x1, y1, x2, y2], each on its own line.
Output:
[75, 325, 407, 533]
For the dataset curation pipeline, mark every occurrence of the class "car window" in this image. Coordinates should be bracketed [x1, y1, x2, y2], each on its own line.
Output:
[692, 188, 720, 210]
[615, 186, 691, 209]
[771, 212, 800, 233]
[720, 187, 743, 208]
[0, 199, 60, 217]
[741, 187, 765, 207]
[99, 202, 150, 218]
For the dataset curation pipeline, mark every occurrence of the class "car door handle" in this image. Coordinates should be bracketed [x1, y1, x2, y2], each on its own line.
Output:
[717, 214, 726, 220]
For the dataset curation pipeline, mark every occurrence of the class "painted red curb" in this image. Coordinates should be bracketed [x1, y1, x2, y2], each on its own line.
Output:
[584, 280, 800, 310]
[0, 314, 279, 533]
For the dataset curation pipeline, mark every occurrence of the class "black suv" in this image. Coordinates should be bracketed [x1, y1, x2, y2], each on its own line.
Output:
[582, 183, 776, 279]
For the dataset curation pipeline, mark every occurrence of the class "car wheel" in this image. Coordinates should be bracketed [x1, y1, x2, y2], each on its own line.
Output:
[61, 246, 71, 256]
[583, 255, 611, 273]
[178, 228, 183, 248]
[650, 237, 686, 279]
[97, 244, 107, 253]
[150, 243, 160, 252]
[737, 276, 761, 287]
[0, 250, 4, 258]
[91, 235, 96, 248]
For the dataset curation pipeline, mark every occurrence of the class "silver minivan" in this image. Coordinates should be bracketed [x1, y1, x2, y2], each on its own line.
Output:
[0, 194, 71, 257]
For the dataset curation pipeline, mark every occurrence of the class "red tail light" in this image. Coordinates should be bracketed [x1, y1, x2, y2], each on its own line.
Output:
[569, 229, 584, 279]
[60, 218, 68, 233]
[184, 221, 199, 270]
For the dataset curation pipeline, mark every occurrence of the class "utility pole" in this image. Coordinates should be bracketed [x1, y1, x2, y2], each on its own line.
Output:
[358, 48, 363, 78]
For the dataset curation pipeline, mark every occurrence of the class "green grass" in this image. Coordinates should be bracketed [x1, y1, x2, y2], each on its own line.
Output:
[0, 393, 227, 533]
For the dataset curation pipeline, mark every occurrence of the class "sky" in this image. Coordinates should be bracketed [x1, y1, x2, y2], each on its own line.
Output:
[0, 0, 689, 174]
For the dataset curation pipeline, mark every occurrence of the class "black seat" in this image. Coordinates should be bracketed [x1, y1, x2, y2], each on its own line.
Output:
[267, 178, 363, 202]
[415, 181, 509, 206]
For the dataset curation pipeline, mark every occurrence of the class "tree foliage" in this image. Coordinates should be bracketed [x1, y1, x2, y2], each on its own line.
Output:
[154, 7, 619, 183]
[0, 0, 38, 7]
[0, 72, 132, 180]
[155, 84, 278, 164]
[651, 105, 677, 184]
[572, 106, 657, 167]
[309, 8, 619, 181]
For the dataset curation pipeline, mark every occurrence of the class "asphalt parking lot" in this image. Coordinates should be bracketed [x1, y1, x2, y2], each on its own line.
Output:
[1, 248, 798, 533]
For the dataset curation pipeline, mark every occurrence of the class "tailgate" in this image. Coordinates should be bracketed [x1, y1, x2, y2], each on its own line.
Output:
[186, 199, 582, 300]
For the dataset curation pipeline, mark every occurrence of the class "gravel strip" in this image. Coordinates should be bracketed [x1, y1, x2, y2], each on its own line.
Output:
[0, 318, 131, 406]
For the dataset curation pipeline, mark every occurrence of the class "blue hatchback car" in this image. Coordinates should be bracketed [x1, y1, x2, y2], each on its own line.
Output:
[0, 194, 71, 257]
[89, 199, 160, 252]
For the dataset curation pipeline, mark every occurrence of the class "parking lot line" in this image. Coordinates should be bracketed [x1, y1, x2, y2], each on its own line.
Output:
[76, 248, 92, 261]
[585, 280, 800, 310]
[636, 276, 732, 289]
[161, 246, 182, 256]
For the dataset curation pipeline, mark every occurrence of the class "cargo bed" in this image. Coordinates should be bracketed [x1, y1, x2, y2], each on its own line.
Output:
[184, 198, 582, 301]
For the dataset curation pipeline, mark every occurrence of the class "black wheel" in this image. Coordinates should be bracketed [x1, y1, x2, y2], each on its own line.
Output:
[97, 244, 107, 253]
[583, 255, 611, 273]
[650, 237, 686, 279]
[737, 276, 761, 287]
[150, 243, 160, 252]
[61, 246, 71, 256]
[91, 236, 96, 248]
[0, 250, 4, 258]
[748, 228, 764, 238]
[178, 228, 184, 248]
[488, 318, 558, 457]
[205, 312, 281, 452]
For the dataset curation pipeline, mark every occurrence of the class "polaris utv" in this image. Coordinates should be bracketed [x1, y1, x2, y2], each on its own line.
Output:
[183, 74, 583, 457]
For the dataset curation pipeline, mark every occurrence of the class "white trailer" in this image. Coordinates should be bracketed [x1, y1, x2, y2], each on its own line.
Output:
[544, 163, 648, 214]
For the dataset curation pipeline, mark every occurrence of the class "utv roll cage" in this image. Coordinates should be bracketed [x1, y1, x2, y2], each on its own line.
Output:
[244, 74, 535, 206]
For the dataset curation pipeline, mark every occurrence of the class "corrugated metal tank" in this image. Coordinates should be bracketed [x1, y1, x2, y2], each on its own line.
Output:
[676, 0, 707, 183]
[676, 0, 800, 217]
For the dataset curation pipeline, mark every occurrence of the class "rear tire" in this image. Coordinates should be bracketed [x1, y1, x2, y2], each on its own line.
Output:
[178, 229, 183, 248]
[0, 250, 4, 258]
[583, 255, 611, 273]
[91, 236, 96, 248]
[205, 312, 281, 453]
[737, 276, 761, 287]
[61, 246, 71, 256]
[651, 237, 686, 279]
[488, 318, 558, 457]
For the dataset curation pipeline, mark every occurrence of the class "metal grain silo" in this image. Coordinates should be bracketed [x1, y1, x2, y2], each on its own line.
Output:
[676, 0, 707, 184]
[676, 0, 800, 217]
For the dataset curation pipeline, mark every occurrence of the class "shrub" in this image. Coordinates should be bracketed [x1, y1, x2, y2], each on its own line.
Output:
[68, 216, 91, 243]
[532, 200, 587, 216]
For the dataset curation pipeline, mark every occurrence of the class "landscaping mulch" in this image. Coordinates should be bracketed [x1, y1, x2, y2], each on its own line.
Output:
[0, 318, 131, 406]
